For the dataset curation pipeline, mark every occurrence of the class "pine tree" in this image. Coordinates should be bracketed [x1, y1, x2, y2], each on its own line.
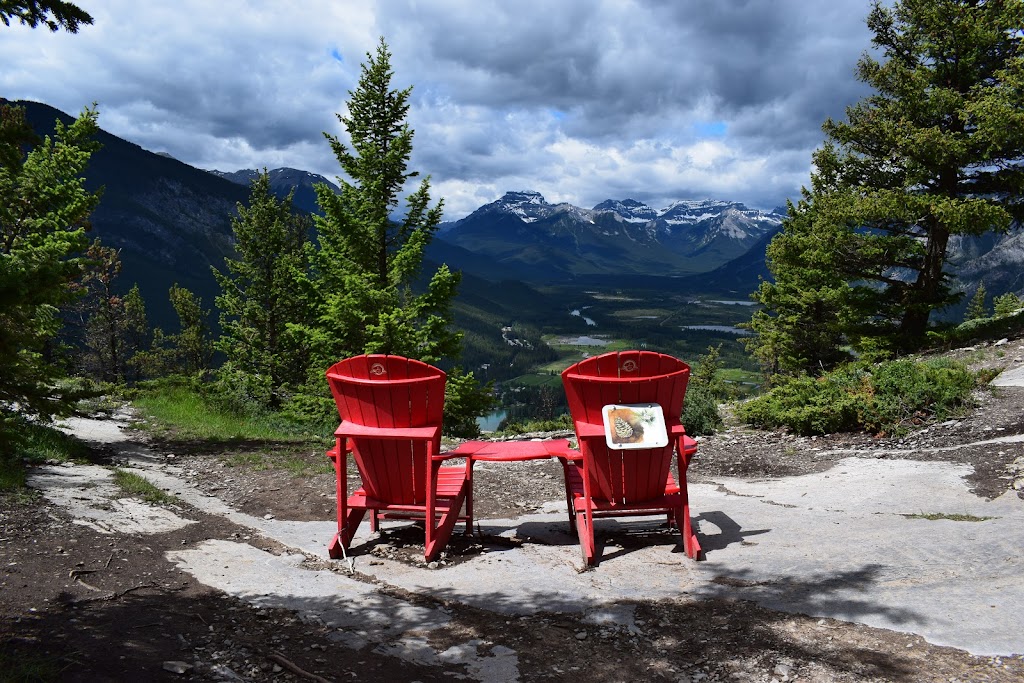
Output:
[121, 284, 150, 383]
[140, 285, 212, 378]
[79, 240, 127, 382]
[213, 171, 312, 409]
[965, 281, 989, 321]
[298, 39, 486, 432]
[753, 0, 1024, 361]
[0, 103, 101, 420]
[993, 291, 1022, 317]
[748, 196, 860, 375]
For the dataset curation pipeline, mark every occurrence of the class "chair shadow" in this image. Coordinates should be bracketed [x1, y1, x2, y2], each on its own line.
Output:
[696, 510, 771, 555]
[510, 510, 771, 564]
[521, 517, 688, 565]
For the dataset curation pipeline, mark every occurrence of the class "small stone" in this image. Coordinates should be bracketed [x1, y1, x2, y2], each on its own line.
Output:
[575, 631, 588, 640]
[162, 661, 192, 674]
[774, 663, 793, 679]
[263, 513, 275, 520]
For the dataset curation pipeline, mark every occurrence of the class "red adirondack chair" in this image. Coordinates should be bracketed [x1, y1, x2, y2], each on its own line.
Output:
[324, 354, 471, 562]
[557, 350, 701, 565]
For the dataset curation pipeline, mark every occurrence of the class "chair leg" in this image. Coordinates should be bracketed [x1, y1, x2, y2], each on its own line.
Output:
[678, 501, 701, 560]
[560, 458, 578, 532]
[424, 488, 469, 562]
[575, 504, 596, 566]
[464, 461, 475, 536]
[329, 508, 367, 559]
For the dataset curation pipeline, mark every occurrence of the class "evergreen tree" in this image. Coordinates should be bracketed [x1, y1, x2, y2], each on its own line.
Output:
[140, 285, 212, 378]
[121, 284, 150, 383]
[752, 0, 1024, 362]
[993, 291, 1022, 317]
[0, 103, 101, 421]
[213, 171, 313, 409]
[79, 240, 126, 382]
[747, 196, 859, 375]
[73, 241, 150, 384]
[965, 281, 989, 321]
[299, 39, 487, 432]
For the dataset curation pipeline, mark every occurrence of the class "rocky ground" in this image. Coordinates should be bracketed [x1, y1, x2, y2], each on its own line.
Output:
[2, 336, 1024, 681]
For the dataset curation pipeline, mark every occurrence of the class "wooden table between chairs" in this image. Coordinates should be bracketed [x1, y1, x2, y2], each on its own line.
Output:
[447, 439, 576, 462]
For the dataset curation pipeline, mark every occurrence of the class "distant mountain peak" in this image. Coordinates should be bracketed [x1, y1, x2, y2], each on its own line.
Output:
[208, 167, 340, 215]
[593, 198, 657, 223]
[502, 190, 546, 202]
[477, 190, 552, 223]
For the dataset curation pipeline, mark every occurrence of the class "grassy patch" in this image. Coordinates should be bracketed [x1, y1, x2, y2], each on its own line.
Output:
[111, 468, 177, 505]
[279, 454, 333, 477]
[132, 384, 305, 442]
[0, 645, 60, 682]
[903, 512, 995, 522]
[0, 418, 92, 492]
[226, 452, 269, 470]
[226, 449, 333, 477]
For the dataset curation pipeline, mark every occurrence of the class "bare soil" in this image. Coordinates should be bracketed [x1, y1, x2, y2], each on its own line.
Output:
[3, 337, 1024, 681]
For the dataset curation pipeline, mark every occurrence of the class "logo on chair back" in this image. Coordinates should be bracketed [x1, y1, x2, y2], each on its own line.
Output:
[621, 359, 638, 373]
[370, 362, 387, 377]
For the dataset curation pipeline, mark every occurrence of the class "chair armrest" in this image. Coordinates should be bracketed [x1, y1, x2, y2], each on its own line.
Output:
[543, 438, 582, 461]
[573, 421, 605, 439]
[334, 422, 441, 441]
[670, 424, 698, 456]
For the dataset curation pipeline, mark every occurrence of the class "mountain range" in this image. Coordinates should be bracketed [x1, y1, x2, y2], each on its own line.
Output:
[434, 191, 784, 280]
[11, 99, 1023, 329]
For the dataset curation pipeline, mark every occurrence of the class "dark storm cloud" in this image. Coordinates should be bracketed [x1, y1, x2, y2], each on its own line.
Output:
[1, 0, 878, 217]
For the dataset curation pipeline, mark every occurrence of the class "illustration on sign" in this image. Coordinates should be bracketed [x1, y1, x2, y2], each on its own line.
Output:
[601, 403, 668, 449]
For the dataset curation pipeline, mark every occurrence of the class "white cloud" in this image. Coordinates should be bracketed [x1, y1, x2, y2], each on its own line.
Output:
[1, 0, 875, 218]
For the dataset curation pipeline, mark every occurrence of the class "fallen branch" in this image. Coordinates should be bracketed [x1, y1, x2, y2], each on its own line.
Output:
[72, 582, 157, 604]
[268, 652, 333, 683]
[73, 577, 105, 592]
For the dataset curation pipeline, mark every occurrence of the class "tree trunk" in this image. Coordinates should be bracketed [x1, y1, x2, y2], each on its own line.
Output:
[899, 219, 950, 346]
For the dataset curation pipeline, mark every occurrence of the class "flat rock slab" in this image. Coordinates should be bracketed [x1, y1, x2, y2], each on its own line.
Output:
[34, 416, 1024, 658]
[28, 464, 196, 535]
[174, 457, 1021, 656]
[167, 540, 520, 681]
[991, 364, 1024, 387]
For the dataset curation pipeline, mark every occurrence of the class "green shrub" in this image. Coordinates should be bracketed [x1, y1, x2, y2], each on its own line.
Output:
[679, 345, 726, 436]
[738, 358, 977, 436]
[738, 366, 866, 435]
[681, 384, 724, 436]
[442, 368, 497, 439]
[862, 358, 976, 433]
[941, 307, 1024, 345]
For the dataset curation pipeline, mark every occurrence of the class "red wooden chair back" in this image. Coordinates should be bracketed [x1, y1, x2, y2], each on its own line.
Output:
[562, 350, 690, 504]
[326, 355, 446, 506]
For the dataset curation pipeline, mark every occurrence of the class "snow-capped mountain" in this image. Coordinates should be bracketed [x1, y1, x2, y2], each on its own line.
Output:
[438, 191, 784, 279]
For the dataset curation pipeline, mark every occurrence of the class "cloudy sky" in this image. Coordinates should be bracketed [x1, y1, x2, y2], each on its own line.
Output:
[2, 0, 878, 219]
